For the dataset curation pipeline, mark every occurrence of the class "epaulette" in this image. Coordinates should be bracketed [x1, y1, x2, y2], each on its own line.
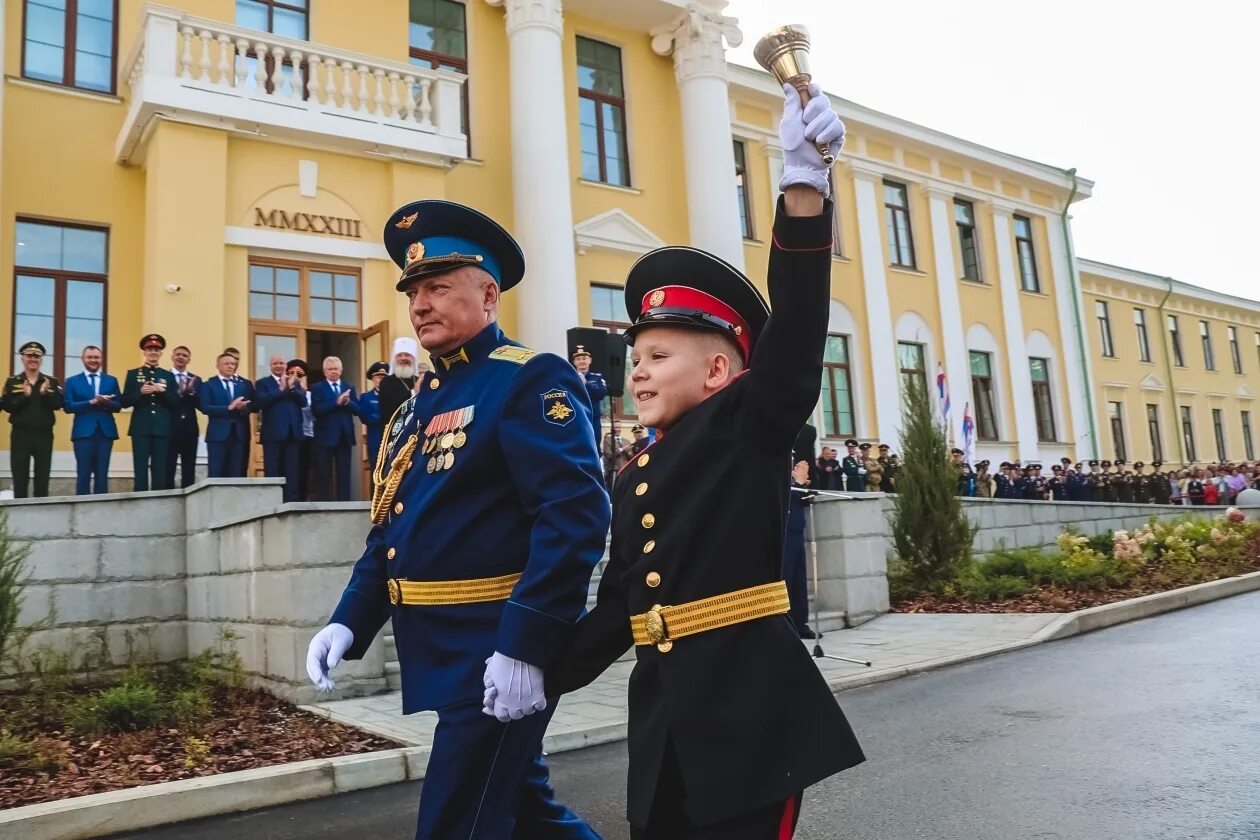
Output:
[488, 345, 537, 365]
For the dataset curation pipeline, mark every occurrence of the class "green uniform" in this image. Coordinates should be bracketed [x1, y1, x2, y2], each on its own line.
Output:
[122, 365, 178, 491]
[2, 373, 64, 498]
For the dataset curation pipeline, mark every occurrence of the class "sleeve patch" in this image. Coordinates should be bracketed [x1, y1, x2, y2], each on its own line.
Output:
[541, 389, 577, 426]
[489, 345, 537, 365]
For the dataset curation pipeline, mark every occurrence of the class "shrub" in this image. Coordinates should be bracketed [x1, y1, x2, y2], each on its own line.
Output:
[957, 565, 1031, 602]
[0, 728, 69, 773]
[169, 688, 211, 729]
[888, 378, 976, 594]
[67, 682, 165, 734]
[1086, 530, 1114, 556]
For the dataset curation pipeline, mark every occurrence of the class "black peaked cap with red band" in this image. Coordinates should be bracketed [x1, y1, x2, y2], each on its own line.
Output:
[622, 246, 769, 362]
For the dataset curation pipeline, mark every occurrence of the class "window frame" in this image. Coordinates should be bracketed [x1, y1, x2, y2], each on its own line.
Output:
[1029, 356, 1057, 443]
[1133, 307, 1151, 363]
[954, 198, 983, 283]
[1243, 410, 1255, 461]
[1212, 407, 1227, 461]
[1168, 315, 1184, 367]
[897, 340, 927, 399]
[247, 257, 361, 331]
[1146, 403, 1164, 463]
[1108, 401, 1127, 463]
[21, 0, 119, 94]
[968, 349, 999, 441]
[883, 180, 916, 269]
[1199, 320, 1215, 371]
[733, 139, 754, 241]
[576, 36, 630, 187]
[408, 0, 470, 149]
[1228, 325, 1242, 374]
[1096, 300, 1115, 358]
[1180, 405, 1196, 463]
[236, 0, 308, 38]
[11, 218, 110, 381]
[1013, 214, 1040, 292]
[820, 333, 856, 438]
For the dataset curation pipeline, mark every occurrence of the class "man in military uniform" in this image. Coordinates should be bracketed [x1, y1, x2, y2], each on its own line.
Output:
[1093, 460, 1113, 502]
[1131, 461, 1148, 504]
[306, 200, 607, 839]
[541, 83, 862, 836]
[840, 438, 865, 491]
[1114, 459, 1134, 503]
[1066, 462, 1087, 501]
[571, 345, 607, 446]
[3, 341, 63, 497]
[952, 448, 974, 496]
[1149, 460, 1171, 504]
[1084, 459, 1100, 502]
[122, 334, 178, 491]
[860, 442, 883, 492]
[993, 462, 1012, 499]
[974, 460, 993, 498]
[1048, 464, 1068, 500]
[876, 443, 896, 492]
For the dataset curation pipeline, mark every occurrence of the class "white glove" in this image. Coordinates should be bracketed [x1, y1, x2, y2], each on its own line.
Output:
[306, 623, 354, 692]
[481, 652, 547, 722]
[779, 82, 846, 197]
[858, 467, 867, 475]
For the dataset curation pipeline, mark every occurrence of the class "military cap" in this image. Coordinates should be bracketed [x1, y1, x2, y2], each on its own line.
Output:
[366, 361, 390, 378]
[1115, 459, 1126, 466]
[1061, 457, 1072, 464]
[385, 200, 525, 292]
[977, 459, 990, 468]
[632, 423, 646, 432]
[139, 333, 166, 350]
[1101, 460, 1112, 467]
[1089, 459, 1099, 466]
[1152, 460, 1163, 468]
[1134, 461, 1145, 469]
[999, 461, 1011, 469]
[844, 439, 858, 447]
[623, 246, 768, 362]
[859, 442, 872, 450]
[1052, 464, 1063, 472]
[18, 341, 45, 357]
[878, 443, 890, 451]
[571, 345, 592, 360]
[1031, 463, 1043, 470]
[286, 359, 309, 375]
[951, 448, 964, 455]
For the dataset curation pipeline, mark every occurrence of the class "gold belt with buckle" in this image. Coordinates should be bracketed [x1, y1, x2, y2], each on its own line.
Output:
[629, 580, 790, 653]
[386, 572, 522, 606]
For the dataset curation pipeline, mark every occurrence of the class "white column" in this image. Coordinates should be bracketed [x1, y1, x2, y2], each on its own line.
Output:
[925, 183, 971, 444]
[1047, 213, 1097, 459]
[485, 0, 578, 355]
[651, 4, 745, 270]
[991, 201, 1039, 462]
[850, 164, 902, 443]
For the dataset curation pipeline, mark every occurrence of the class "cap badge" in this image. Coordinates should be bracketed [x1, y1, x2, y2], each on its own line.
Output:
[395, 211, 419, 230]
[407, 241, 425, 264]
[649, 289, 665, 308]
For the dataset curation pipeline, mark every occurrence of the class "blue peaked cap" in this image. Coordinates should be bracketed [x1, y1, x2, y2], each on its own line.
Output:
[384, 200, 525, 292]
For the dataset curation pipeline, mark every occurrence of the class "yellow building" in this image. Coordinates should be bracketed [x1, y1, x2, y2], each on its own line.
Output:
[0, 0, 1248, 491]
[1080, 260, 1260, 467]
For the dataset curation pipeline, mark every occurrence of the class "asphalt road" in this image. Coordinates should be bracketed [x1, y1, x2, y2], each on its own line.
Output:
[114, 593, 1260, 840]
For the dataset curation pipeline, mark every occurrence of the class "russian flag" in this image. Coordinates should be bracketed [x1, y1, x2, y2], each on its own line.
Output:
[936, 363, 950, 426]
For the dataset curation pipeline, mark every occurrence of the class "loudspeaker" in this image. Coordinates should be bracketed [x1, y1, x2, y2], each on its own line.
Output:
[566, 327, 624, 398]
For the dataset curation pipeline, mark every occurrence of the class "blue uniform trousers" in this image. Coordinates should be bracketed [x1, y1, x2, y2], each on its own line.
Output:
[416, 699, 600, 840]
[782, 524, 810, 633]
[73, 430, 113, 495]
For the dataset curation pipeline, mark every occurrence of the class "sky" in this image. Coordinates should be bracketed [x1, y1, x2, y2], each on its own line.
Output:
[725, 0, 1260, 300]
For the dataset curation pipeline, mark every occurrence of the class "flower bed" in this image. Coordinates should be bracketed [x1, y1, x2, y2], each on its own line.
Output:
[894, 508, 1260, 614]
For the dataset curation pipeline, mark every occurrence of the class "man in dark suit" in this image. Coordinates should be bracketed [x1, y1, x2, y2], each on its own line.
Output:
[63, 345, 121, 495]
[310, 355, 360, 501]
[122, 334, 179, 491]
[199, 352, 254, 478]
[165, 345, 201, 489]
[254, 353, 307, 502]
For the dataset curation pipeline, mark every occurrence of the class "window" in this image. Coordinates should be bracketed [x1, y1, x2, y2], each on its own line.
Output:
[1244, 411, 1255, 461]
[1212, 408, 1227, 461]
[235, 0, 307, 38]
[734, 140, 754, 240]
[1096, 300, 1115, 358]
[577, 37, 629, 187]
[1013, 214, 1040, 292]
[1029, 357, 1056, 442]
[409, 0, 469, 143]
[897, 341, 927, 398]
[1146, 404, 1163, 463]
[820, 334, 855, 438]
[1228, 326, 1242, 374]
[1108, 401, 1127, 463]
[591, 284, 635, 419]
[13, 219, 107, 380]
[22, 0, 117, 93]
[1199, 321, 1215, 370]
[969, 351, 998, 441]
[955, 199, 982, 282]
[1180, 406, 1196, 462]
[883, 181, 915, 268]
[1168, 315, 1184, 367]
[248, 260, 359, 327]
[1134, 308, 1151, 363]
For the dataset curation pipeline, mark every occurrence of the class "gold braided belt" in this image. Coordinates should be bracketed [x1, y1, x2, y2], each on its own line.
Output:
[629, 581, 790, 653]
[386, 573, 522, 606]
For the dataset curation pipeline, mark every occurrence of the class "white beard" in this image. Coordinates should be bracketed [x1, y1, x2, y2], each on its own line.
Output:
[393, 364, 415, 379]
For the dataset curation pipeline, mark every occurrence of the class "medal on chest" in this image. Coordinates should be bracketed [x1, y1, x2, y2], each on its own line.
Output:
[422, 405, 475, 473]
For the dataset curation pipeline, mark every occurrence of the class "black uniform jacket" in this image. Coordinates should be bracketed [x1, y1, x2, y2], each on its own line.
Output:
[548, 200, 864, 827]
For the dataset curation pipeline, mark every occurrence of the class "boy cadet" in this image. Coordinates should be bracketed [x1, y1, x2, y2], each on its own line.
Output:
[520, 83, 864, 838]
[305, 201, 607, 839]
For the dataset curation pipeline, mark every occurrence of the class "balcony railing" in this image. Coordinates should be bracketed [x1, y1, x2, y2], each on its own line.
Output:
[116, 4, 467, 166]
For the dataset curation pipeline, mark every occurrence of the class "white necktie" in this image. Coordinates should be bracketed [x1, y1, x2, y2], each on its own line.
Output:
[89, 373, 98, 396]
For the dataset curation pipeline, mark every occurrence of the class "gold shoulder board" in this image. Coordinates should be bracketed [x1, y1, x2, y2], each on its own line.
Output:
[488, 345, 537, 365]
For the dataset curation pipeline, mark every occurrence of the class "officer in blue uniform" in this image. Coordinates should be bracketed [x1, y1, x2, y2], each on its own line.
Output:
[305, 200, 608, 840]
[571, 346, 607, 445]
[360, 361, 388, 472]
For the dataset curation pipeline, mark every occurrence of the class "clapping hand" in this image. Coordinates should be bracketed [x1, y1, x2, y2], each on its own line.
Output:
[229, 396, 249, 411]
[337, 390, 351, 406]
[792, 460, 811, 485]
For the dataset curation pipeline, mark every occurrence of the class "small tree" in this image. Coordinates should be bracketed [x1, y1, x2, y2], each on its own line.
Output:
[0, 513, 31, 664]
[888, 379, 976, 595]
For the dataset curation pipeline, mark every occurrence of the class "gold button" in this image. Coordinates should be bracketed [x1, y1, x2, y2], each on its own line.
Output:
[641, 513, 655, 529]
[635, 482, 648, 496]
[643, 540, 656, 554]
[394, 502, 404, 514]
[637, 453, 650, 467]
[646, 571, 661, 588]
[387, 547, 396, 560]
[429, 378, 440, 389]
[656, 640, 673, 653]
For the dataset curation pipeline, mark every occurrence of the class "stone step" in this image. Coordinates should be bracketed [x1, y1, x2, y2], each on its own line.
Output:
[385, 660, 402, 691]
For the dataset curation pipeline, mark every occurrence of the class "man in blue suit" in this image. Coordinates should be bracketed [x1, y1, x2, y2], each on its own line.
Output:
[166, 345, 202, 489]
[255, 353, 307, 502]
[305, 201, 606, 839]
[62, 345, 121, 495]
[310, 356, 360, 501]
[199, 352, 254, 478]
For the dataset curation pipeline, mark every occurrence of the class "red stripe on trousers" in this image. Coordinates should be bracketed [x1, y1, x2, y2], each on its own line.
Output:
[778, 795, 799, 839]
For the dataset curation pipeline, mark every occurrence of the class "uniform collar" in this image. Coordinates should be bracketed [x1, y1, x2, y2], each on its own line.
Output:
[433, 323, 504, 374]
